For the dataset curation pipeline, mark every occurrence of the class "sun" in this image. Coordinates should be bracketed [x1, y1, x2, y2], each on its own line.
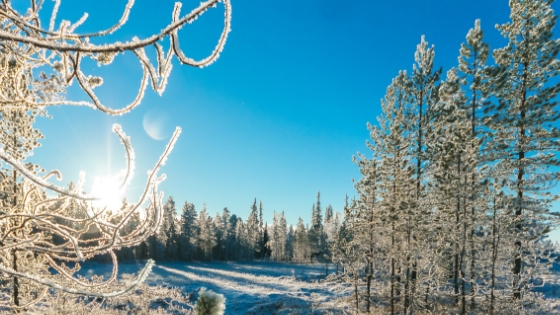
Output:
[90, 174, 126, 210]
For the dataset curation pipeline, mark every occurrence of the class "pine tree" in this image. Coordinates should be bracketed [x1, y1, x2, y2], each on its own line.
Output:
[293, 217, 309, 263]
[262, 223, 272, 259]
[489, 0, 560, 301]
[457, 18, 490, 310]
[433, 67, 482, 311]
[220, 207, 234, 261]
[180, 201, 198, 261]
[269, 212, 280, 261]
[366, 70, 415, 313]
[197, 204, 216, 261]
[286, 224, 294, 261]
[161, 197, 179, 261]
[325, 205, 334, 225]
[247, 198, 260, 259]
[257, 200, 266, 259]
[213, 211, 224, 260]
[269, 211, 288, 261]
[405, 35, 442, 312]
[308, 192, 324, 262]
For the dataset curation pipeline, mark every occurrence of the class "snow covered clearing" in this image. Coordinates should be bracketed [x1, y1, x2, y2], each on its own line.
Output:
[80, 261, 347, 314]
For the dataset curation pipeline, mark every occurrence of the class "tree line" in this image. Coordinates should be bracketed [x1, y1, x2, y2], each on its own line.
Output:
[107, 192, 343, 265]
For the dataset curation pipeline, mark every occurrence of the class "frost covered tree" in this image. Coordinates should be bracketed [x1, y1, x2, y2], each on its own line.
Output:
[161, 197, 179, 261]
[269, 211, 287, 261]
[0, 0, 231, 310]
[285, 224, 294, 261]
[364, 69, 416, 314]
[197, 204, 216, 261]
[292, 217, 309, 263]
[341, 1, 560, 313]
[218, 207, 234, 261]
[405, 35, 442, 313]
[194, 287, 226, 315]
[179, 201, 198, 261]
[457, 18, 490, 310]
[487, 0, 560, 301]
[246, 198, 260, 259]
[257, 200, 266, 259]
[308, 192, 325, 261]
[233, 217, 252, 261]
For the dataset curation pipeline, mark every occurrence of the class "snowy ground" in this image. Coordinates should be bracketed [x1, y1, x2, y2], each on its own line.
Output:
[80, 261, 346, 314]
[77, 261, 560, 314]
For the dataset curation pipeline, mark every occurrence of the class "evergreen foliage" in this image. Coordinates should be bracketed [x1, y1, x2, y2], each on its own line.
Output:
[335, 1, 560, 313]
[194, 287, 226, 315]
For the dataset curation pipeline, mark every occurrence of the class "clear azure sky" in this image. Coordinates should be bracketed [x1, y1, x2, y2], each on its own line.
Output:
[22, 0, 560, 238]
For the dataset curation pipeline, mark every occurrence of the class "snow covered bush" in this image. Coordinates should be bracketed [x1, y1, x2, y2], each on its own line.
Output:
[0, 279, 195, 314]
[194, 287, 226, 315]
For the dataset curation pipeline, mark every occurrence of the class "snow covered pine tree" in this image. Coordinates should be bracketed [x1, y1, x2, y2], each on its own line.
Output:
[343, 1, 560, 313]
[0, 0, 231, 310]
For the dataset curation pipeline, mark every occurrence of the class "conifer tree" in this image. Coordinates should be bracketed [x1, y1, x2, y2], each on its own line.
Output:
[293, 217, 309, 262]
[197, 204, 216, 261]
[220, 207, 234, 261]
[489, 0, 560, 301]
[338, 3, 560, 312]
[405, 35, 442, 312]
[285, 224, 294, 261]
[269, 211, 288, 261]
[180, 201, 198, 261]
[161, 197, 179, 261]
[262, 223, 271, 259]
[308, 192, 324, 261]
[457, 18, 490, 310]
[247, 198, 259, 259]
[213, 211, 224, 260]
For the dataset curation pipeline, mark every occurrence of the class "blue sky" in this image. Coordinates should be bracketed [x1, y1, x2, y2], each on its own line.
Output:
[23, 0, 560, 236]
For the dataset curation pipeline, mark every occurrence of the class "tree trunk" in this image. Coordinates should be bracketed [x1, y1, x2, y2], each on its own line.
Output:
[12, 249, 19, 309]
[366, 272, 372, 313]
[470, 55, 478, 309]
[491, 196, 498, 315]
[454, 158, 461, 306]
[12, 149, 19, 310]
[391, 221, 395, 315]
[513, 61, 528, 300]
[354, 273, 360, 313]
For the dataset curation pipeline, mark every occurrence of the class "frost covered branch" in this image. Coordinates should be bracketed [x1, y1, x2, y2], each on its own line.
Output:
[0, 0, 229, 310]
[0, 0, 232, 115]
[0, 122, 181, 307]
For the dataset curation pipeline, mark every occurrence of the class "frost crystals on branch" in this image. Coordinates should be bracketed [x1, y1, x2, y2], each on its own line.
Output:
[0, 0, 231, 310]
[0, 0, 232, 115]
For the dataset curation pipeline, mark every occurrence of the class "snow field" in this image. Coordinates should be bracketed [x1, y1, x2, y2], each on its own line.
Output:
[81, 261, 346, 314]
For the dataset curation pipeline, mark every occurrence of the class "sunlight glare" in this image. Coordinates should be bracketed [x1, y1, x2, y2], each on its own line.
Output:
[90, 175, 125, 210]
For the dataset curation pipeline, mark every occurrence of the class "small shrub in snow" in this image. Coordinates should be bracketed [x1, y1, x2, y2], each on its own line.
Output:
[194, 287, 226, 315]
